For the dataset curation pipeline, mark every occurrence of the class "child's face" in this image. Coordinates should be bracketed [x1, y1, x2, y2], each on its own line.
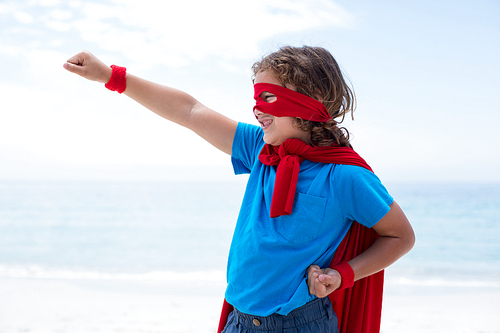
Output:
[253, 71, 311, 146]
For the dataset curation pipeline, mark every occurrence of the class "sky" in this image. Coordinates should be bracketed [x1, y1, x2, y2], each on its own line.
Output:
[0, 0, 499, 183]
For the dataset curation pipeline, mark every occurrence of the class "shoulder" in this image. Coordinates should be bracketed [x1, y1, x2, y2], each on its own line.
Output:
[235, 122, 263, 141]
[331, 164, 380, 185]
[232, 122, 264, 152]
[330, 164, 393, 227]
[231, 122, 265, 174]
[330, 164, 391, 203]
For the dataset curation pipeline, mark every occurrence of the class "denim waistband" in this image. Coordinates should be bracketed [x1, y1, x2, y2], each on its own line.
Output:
[232, 297, 334, 332]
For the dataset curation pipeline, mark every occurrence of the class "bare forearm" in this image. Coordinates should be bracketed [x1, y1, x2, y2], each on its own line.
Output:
[348, 233, 413, 281]
[124, 74, 198, 127]
[350, 201, 415, 281]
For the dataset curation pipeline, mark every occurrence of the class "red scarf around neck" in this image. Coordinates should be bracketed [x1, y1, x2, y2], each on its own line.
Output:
[259, 138, 373, 218]
[217, 137, 384, 333]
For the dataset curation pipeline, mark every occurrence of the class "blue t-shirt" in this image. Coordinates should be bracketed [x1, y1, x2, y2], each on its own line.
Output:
[225, 122, 393, 316]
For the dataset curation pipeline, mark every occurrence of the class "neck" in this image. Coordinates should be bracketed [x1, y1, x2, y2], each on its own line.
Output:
[274, 133, 312, 147]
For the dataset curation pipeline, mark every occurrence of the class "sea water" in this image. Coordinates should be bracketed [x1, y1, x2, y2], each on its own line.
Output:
[0, 179, 499, 291]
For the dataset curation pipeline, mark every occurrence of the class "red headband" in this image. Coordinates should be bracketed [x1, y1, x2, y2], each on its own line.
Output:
[253, 83, 331, 122]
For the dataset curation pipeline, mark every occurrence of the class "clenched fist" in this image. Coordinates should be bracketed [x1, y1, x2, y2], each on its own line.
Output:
[307, 264, 342, 298]
[63, 51, 112, 84]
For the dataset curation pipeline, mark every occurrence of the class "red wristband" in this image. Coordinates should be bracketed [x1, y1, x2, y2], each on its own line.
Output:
[331, 261, 355, 291]
[105, 65, 127, 93]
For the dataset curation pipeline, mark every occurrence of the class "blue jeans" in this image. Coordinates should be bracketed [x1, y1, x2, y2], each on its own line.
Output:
[221, 297, 339, 333]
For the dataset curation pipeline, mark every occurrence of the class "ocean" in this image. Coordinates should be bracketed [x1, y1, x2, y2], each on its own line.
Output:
[1, 179, 499, 291]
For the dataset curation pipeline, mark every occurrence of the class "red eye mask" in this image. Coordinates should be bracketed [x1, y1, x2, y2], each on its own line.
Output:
[253, 83, 331, 122]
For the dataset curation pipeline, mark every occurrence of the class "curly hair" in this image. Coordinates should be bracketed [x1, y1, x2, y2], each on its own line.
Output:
[252, 46, 355, 147]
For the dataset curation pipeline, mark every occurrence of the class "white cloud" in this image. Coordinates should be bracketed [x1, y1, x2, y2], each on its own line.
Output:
[46, 20, 71, 31]
[13, 11, 34, 23]
[50, 9, 72, 20]
[0, 42, 21, 57]
[72, 18, 112, 36]
[24, 48, 71, 87]
[37, 0, 62, 6]
[68, 1, 82, 8]
[49, 39, 64, 47]
[1, 0, 354, 70]
[68, 0, 353, 66]
[0, 2, 18, 15]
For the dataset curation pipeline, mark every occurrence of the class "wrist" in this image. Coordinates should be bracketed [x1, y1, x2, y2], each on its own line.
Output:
[105, 65, 127, 93]
[331, 261, 355, 291]
[101, 66, 112, 84]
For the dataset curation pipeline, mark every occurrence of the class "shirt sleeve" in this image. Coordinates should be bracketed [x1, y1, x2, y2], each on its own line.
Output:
[334, 165, 394, 228]
[231, 122, 265, 175]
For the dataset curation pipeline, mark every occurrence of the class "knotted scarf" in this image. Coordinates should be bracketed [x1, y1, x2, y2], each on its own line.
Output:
[259, 138, 372, 218]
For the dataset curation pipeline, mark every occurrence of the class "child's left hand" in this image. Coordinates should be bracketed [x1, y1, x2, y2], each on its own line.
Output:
[307, 265, 342, 298]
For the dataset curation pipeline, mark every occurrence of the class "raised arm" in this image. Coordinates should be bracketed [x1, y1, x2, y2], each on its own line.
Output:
[63, 51, 238, 155]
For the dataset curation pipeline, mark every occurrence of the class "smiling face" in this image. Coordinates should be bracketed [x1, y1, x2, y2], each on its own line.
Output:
[253, 71, 311, 146]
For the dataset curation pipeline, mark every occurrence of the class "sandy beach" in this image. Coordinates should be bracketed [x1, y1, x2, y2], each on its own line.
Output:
[381, 286, 500, 333]
[0, 278, 225, 333]
[1, 277, 498, 333]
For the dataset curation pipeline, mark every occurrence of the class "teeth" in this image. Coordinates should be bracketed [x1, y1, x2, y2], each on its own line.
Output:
[260, 119, 272, 128]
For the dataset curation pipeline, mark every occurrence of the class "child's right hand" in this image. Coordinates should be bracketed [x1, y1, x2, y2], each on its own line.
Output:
[63, 51, 112, 84]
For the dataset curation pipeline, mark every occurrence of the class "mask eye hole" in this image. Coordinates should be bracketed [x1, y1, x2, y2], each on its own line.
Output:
[259, 91, 277, 103]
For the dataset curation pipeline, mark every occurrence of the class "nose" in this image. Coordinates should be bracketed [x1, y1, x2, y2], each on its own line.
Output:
[253, 108, 264, 118]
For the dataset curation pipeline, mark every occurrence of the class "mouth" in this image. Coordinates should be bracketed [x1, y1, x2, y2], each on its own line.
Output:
[258, 118, 273, 130]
